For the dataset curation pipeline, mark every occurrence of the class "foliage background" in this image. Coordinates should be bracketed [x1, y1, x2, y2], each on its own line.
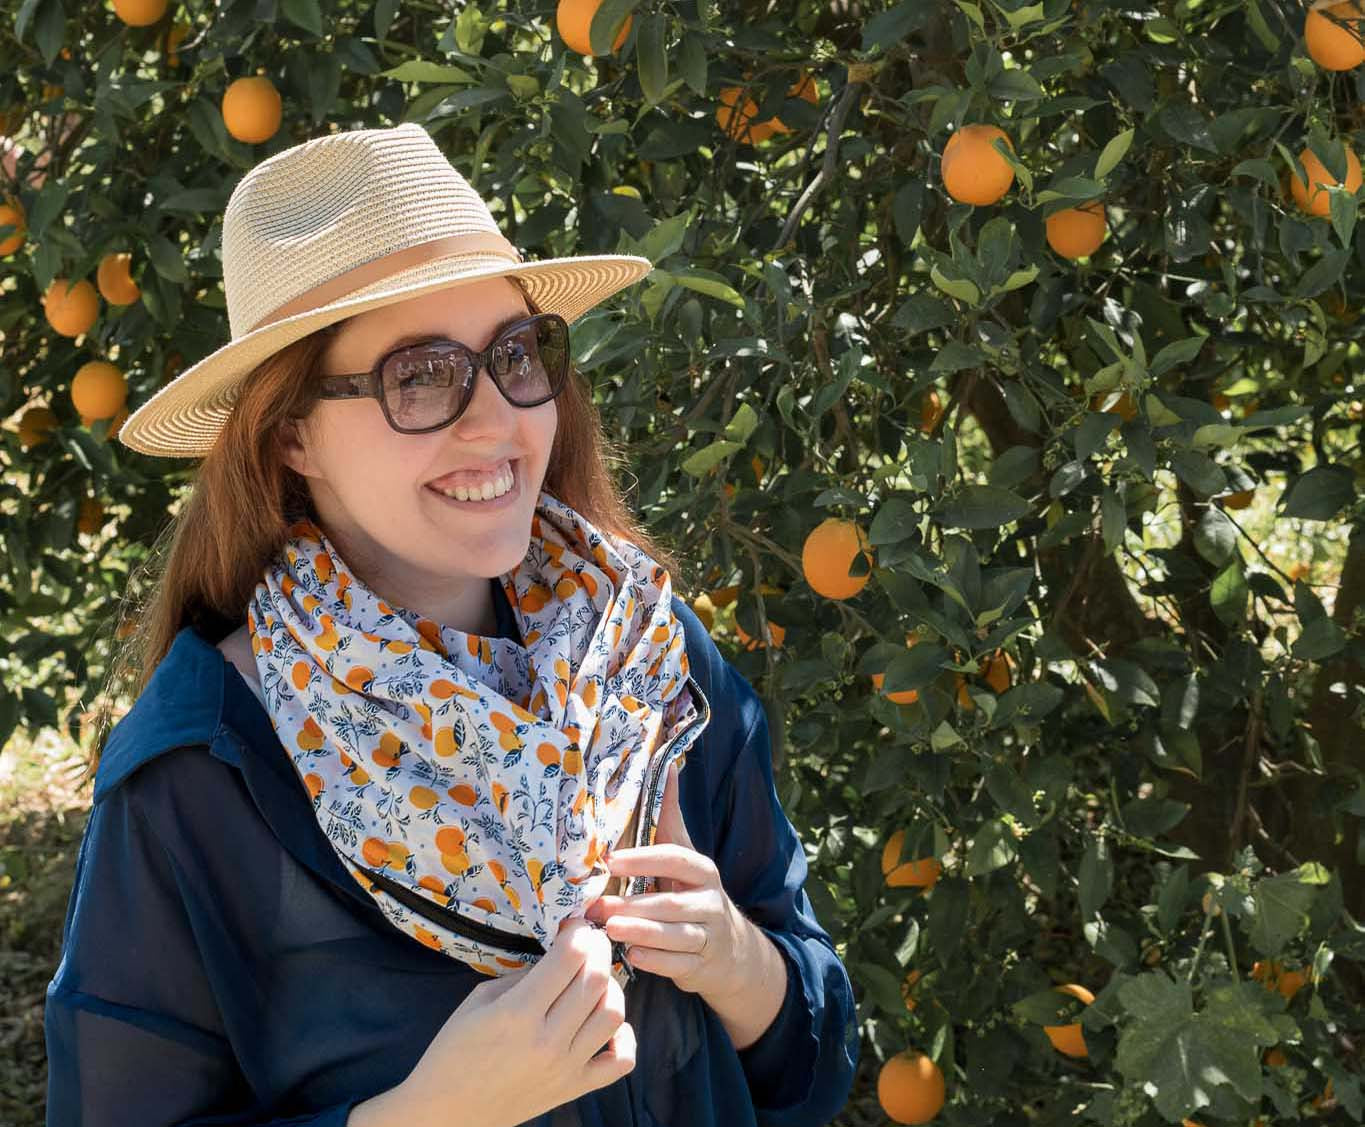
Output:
[2, 0, 1364, 1123]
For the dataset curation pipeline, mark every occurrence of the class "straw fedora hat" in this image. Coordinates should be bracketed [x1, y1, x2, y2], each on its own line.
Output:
[117, 122, 655, 459]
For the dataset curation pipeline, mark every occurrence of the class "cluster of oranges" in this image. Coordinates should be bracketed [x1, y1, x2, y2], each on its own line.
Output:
[939, 123, 1108, 260]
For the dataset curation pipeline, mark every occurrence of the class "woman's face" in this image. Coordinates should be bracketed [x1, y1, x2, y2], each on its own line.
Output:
[281, 277, 559, 632]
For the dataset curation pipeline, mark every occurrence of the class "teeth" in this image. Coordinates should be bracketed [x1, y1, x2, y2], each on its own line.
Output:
[436, 463, 514, 502]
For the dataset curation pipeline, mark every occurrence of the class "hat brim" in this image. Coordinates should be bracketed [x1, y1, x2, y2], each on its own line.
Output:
[117, 252, 655, 458]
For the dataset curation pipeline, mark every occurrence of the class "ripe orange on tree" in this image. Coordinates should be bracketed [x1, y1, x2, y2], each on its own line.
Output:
[1043, 983, 1095, 1058]
[71, 361, 128, 421]
[113, 0, 168, 26]
[1092, 389, 1138, 421]
[716, 85, 770, 145]
[801, 517, 875, 600]
[940, 123, 1015, 206]
[16, 404, 58, 449]
[872, 633, 925, 705]
[1289, 141, 1362, 217]
[1046, 200, 1106, 259]
[222, 75, 283, 144]
[555, 0, 631, 56]
[881, 828, 942, 890]
[877, 1048, 946, 1125]
[919, 388, 944, 433]
[0, 196, 26, 256]
[97, 252, 141, 305]
[900, 968, 923, 1012]
[1305, 3, 1365, 71]
[43, 277, 100, 337]
[734, 619, 785, 650]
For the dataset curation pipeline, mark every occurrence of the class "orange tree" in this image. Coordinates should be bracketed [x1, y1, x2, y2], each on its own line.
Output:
[1, 0, 1364, 1124]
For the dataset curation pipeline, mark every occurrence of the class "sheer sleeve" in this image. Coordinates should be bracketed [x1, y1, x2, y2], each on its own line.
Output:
[710, 663, 860, 1127]
[44, 780, 367, 1127]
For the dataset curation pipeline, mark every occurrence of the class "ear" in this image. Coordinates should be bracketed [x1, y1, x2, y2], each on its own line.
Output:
[277, 416, 313, 479]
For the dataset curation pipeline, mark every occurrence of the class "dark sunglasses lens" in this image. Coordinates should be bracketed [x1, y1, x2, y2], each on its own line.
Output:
[380, 316, 568, 430]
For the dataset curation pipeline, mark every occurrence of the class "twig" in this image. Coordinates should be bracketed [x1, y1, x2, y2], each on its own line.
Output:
[1229, 685, 1262, 855]
[773, 80, 863, 252]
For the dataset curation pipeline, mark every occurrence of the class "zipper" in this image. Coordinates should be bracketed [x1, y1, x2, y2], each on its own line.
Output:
[356, 673, 712, 972]
[622, 674, 712, 898]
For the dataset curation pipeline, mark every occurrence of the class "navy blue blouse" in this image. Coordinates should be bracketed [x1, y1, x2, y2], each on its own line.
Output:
[44, 582, 859, 1126]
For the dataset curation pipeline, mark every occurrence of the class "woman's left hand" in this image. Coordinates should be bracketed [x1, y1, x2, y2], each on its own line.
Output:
[583, 759, 749, 1001]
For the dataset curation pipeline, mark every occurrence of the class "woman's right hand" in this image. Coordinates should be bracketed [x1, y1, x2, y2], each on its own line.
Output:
[395, 916, 637, 1127]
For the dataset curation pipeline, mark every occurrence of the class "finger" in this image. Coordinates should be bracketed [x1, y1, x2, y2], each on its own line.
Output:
[601, 915, 708, 954]
[605, 842, 714, 888]
[589, 889, 715, 923]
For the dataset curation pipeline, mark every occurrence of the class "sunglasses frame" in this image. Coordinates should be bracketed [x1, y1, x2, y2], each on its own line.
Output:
[314, 311, 571, 435]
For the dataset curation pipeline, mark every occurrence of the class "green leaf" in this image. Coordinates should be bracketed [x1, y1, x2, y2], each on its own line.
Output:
[382, 60, 477, 83]
[1211, 559, 1249, 627]
[934, 485, 1032, 529]
[1170, 450, 1227, 498]
[1148, 335, 1205, 377]
[1249, 870, 1320, 956]
[930, 264, 980, 306]
[722, 402, 759, 444]
[1079, 833, 1114, 918]
[1292, 615, 1347, 661]
[881, 642, 951, 695]
[965, 818, 1017, 877]
[1281, 465, 1355, 520]
[1115, 975, 1278, 1121]
[1094, 127, 1135, 179]
[636, 12, 668, 106]
[1295, 248, 1351, 298]
[671, 268, 744, 308]
[680, 439, 743, 476]
[1193, 507, 1237, 567]
[282, 0, 324, 37]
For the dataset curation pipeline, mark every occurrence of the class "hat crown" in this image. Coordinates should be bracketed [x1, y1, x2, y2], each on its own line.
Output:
[222, 123, 507, 339]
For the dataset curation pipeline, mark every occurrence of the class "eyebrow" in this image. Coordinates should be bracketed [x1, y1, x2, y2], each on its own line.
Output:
[375, 311, 532, 362]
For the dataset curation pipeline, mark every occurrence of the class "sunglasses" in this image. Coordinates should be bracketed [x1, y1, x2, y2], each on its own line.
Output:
[315, 312, 570, 434]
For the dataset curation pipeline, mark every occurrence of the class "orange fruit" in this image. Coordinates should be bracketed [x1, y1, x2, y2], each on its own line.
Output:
[1211, 390, 1231, 411]
[85, 403, 129, 440]
[801, 517, 875, 600]
[735, 619, 785, 650]
[982, 649, 1014, 693]
[716, 85, 769, 144]
[1046, 200, 1106, 258]
[1287, 561, 1310, 581]
[878, 1049, 946, 1124]
[900, 968, 923, 1012]
[43, 277, 100, 337]
[881, 829, 942, 888]
[1043, 983, 1094, 1059]
[71, 361, 128, 420]
[0, 197, 26, 257]
[919, 388, 944, 433]
[1264, 1047, 1288, 1068]
[17, 405, 58, 448]
[1305, 3, 1365, 71]
[691, 593, 715, 631]
[555, 0, 631, 56]
[96, 252, 140, 305]
[1222, 489, 1255, 510]
[1092, 390, 1138, 421]
[708, 583, 741, 608]
[1290, 141, 1362, 217]
[76, 497, 105, 535]
[221, 75, 282, 143]
[113, 0, 168, 25]
[940, 124, 1015, 206]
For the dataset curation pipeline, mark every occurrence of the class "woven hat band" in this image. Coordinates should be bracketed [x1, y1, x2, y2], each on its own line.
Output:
[249, 231, 524, 333]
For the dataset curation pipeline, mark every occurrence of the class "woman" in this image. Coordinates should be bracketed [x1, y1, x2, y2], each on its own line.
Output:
[44, 123, 858, 1127]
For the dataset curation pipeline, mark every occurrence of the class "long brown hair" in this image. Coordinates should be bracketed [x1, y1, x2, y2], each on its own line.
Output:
[83, 280, 683, 776]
